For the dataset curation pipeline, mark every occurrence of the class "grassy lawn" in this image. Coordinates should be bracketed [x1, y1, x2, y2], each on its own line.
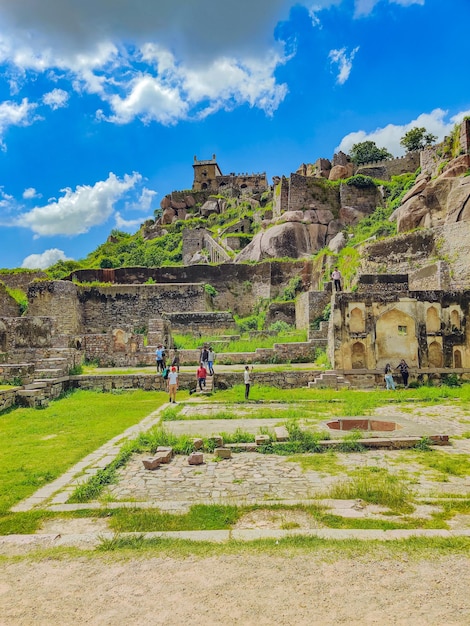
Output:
[0, 389, 166, 515]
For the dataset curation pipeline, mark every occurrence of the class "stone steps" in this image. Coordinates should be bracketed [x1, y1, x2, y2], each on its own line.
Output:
[308, 370, 351, 390]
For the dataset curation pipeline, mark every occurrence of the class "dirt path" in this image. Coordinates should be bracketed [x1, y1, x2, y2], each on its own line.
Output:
[1, 553, 469, 625]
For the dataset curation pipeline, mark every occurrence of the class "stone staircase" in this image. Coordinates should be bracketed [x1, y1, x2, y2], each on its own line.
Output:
[308, 370, 351, 390]
[33, 348, 76, 380]
[195, 375, 214, 394]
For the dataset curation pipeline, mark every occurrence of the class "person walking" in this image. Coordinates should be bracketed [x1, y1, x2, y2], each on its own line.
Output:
[167, 366, 178, 403]
[244, 365, 252, 400]
[384, 363, 396, 390]
[196, 362, 207, 391]
[200, 345, 209, 370]
[155, 344, 165, 372]
[207, 346, 215, 375]
[396, 359, 409, 387]
[171, 349, 180, 373]
[331, 267, 342, 292]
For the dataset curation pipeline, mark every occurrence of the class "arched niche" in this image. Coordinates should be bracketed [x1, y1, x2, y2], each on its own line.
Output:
[450, 309, 461, 330]
[376, 308, 418, 366]
[426, 306, 440, 333]
[454, 349, 463, 368]
[428, 341, 443, 367]
[350, 307, 365, 333]
[351, 341, 366, 369]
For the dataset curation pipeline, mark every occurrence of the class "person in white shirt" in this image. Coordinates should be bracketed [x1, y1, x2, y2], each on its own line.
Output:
[167, 366, 179, 403]
[331, 267, 342, 292]
[244, 365, 252, 400]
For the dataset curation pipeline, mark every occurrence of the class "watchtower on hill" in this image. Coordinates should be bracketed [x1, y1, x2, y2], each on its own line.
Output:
[192, 154, 223, 192]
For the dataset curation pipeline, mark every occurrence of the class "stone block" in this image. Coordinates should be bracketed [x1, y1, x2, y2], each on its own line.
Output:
[214, 447, 231, 459]
[429, 434, 450, 445]
[142, 456, 162, 470]
[188, 452, 204, 465]
[210, 436, 223, 447]
[192, 438, 204, 450]
[274, 426, 289, 442]
[156, 447, 173, 463]
[255, 434, 270, 446]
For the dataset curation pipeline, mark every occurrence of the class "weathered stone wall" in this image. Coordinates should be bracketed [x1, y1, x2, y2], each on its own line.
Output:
[27, 280, 83, 336]
[79, 284, 207, 334]
[0, 284, 20, 317]
[287, 174, 340, 214]
[296, 290, 331, 330]
[331, 288, 470, 371]
[67, 261, 314, 317]
[339, 183, 383, 216]
[182, 228, 206, 264]
[163, 311, 237, 335]
[265, 302, 296, 327]
[0, 270, 46, 291]
[273, 176, 289, 218]
[356, 153, 420, 180]
[357, 274, 409, 293]
[359, 230, 437, 276]
[409, 262, 451, 291]
[0, 317, 55, 353]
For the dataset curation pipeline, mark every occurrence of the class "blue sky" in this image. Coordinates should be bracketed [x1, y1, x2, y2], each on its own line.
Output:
[0, 0, 469, 269]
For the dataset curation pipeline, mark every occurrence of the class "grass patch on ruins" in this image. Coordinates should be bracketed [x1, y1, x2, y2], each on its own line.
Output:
[327, 467, 415, 513]
[287, 450, 346, 474]
[172, 330, 307, 352]
[406, 451, 470, 480]
[0, 389, 167, 515]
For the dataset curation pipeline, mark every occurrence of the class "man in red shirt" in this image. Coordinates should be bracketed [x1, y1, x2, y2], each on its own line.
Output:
[196, 362, 207, 391]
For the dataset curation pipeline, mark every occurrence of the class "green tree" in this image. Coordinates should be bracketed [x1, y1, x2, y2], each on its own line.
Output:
[349, 141, 393, 165]
[400, 127, 437, 152]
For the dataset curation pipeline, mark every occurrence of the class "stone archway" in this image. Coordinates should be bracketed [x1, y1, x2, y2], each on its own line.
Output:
[428, 341, 443, 367]
[376, 308, 418, 368]
[454, 349, 463, 368]
[350, 307, 365, 333]
[351, 341, 366, 369]
[426, 306, 440, 333]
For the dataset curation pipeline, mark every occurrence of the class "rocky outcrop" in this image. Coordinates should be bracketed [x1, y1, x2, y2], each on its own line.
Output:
[235, 222, 313, 263]
[390, 155, 470, 233]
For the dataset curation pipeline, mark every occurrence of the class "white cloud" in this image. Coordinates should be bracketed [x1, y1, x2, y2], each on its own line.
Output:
[42, 88, 69, 109]
[328, 46, 359, 84]
[125, 187, 157, 212]
[115, 212, 152, 231]
[336, 108, 470, 157]
[21, 248, 71, 269]
[22, 187, 41, 199]
[0, 97, 38, 149]
[17, 172, 142, 237]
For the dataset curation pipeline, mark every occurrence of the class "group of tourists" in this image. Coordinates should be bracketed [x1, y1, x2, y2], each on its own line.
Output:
[384, 359, 409, 390]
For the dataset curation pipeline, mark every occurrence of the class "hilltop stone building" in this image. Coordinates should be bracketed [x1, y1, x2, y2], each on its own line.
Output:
[192, 154, 268, 195]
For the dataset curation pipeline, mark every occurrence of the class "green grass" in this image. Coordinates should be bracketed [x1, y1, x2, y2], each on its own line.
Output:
[172, 330, 307, 352]
[288, 450, 346, 474]
[0, 389, 167, 515]
[410, 451, 470, 479]
[328, 467, 415, 513]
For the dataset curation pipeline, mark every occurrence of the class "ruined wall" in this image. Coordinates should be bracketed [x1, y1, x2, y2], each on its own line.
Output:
[356, 153, 420, 180]
[273, 176, 289, 218]
[182, 228, 206, 264]
[67, 261, 313, 317]
[295, 290, 331, 330]
[339, 182, 384, 216]
[0, 283, 20, 317]
[331, 288, 470, 371]
[0, 270, 46, 291]
[265, 301, 296, 327]
[409, 262, 451, 291]
[0, 316, 55, 362]
[27, 280, 83, 336]
[287, 174, 340, 214]
[163, 311, 237, 335]
[359, 230, 437, 276]
[79, 284, 207, 334]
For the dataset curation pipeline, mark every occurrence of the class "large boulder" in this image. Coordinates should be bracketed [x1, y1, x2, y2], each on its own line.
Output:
[235, 222, 314, 262]
[445, 177, 470, 223]
[328, 231, 347, 253]
[329, 164, 353, 181]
